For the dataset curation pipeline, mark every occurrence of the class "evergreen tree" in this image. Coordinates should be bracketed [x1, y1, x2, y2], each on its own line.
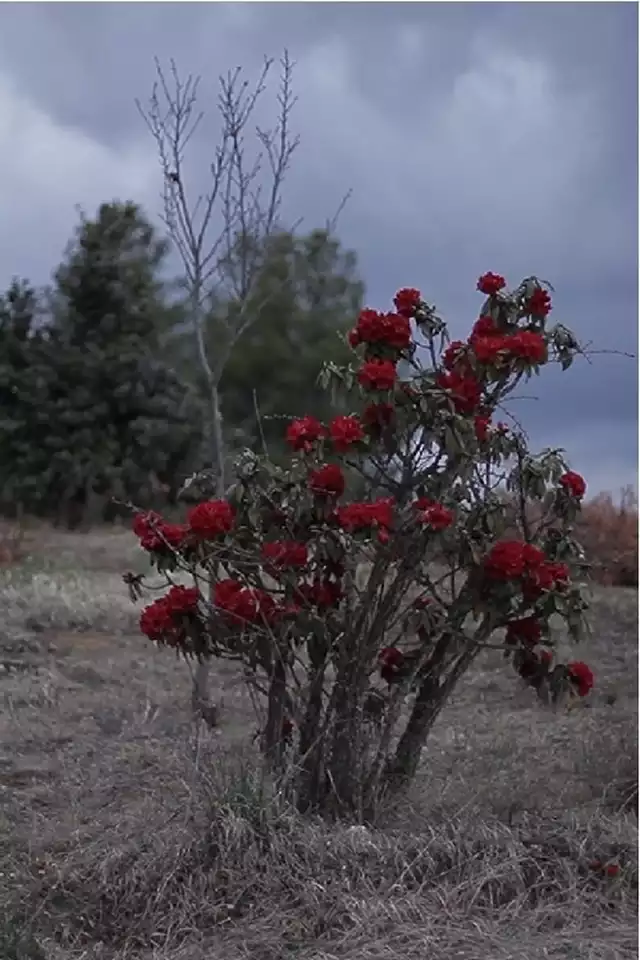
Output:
[0, 278, 53, 515]
[47, 201, 202, 523]
[0, 203, 203, 525]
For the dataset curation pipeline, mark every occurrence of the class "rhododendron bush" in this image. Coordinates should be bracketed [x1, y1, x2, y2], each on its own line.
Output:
[126, 273, 594, 819]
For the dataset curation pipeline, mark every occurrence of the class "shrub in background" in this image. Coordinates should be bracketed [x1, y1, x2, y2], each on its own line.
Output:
[127, 273, 594, 821]
[576, 488, 638, 587]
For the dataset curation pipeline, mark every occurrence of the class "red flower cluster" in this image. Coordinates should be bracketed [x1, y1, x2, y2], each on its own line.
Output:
[474, 415, 491, 442]
[214, 578, 277, 625]
[527, 288, 552, 317]
[348, 309, 411, 350]
[567, 660, 594, 697]
[286, 415, 326, 452]
[524, 560, 569, 599]
[133, 512, 189, 553]
[296, 578, 343, 609]
[187, 500, 235, 539]
[379, 646, 404, 684]
[559, 471, 587, 499]
[336, 497, 395, 535]
[414, 498, 454, 530]
[436, 370, 482, 414]
[393, 287, 421, 318]
[484, 540, 571, 601]
[471, 316, 498, 338]
[477, 272, 506, 296]
[309, 464, 346, 498]
[362, 402, 395, 430]
[505, 616, 541, 646]
[329, 415, 365, 452]
[358, 359, 397, 392]
[442, 340, 469, 373]
[140, 585, 200, 644]
[471, 330, 546, 366]
[262, 541, 308, 569]
[484, 540, 547, 580]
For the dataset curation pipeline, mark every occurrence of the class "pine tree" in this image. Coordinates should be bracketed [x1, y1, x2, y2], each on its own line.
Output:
[35, 202, 201, 524]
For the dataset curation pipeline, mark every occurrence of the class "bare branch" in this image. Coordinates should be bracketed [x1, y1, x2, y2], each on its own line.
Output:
[138, 51, 302, 723]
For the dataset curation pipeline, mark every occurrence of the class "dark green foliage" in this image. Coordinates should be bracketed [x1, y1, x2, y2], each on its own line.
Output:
[219, 228, 363, 454]
[0, 278, 53, 516]
[0, 203, 203, 524]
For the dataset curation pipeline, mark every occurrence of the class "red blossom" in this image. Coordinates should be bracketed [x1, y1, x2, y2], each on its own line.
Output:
[296, 579, 343, 609]
[133, 510, 162, 539]
[309, 463, 346, 498]
[215, 579, 277, 625]
[474, 415, 491, 442]
[559, 471, 587, 499]
[362, 402, 395, 430]
[349, 309, 412, 350]
[358, 359, 398, 391]
[470, 334, 511, 365]
[567, 661, 594, 697]
[523, 560, 570, 600]
[214, 579, 244, 610]
[133, 512, 189, 552]
[436, 370, 482, 415]
[414, 498, 454, 530]
[471, 316, 499, 338]
[140, 600, 174, 643]
[510, 330, 547, 363]
[505, 616, 542, 646]
[262, 540, 308, 569]
[286, 415, 326, 452]
[477, 272, 506, 296]
[329, 415, 365, 452]
[187, 500, 235, 539]
[393, 287, 421, 318]
[336, 498, 395, 533]
[140, 585, 200, 645]
[483, 540, 547, 580]
[527, 288, 552, 317]
[442, 340, 469, 372]
[379, 646, 404, 684]
[546, 562, 570, 585]
[163, 585, 200, 616]
[473, 330, 546, 367]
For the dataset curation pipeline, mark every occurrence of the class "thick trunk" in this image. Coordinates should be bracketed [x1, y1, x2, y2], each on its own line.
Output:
[383, 675, 443, 787]
[296, 637, 328, 813]
[264, 659, 289, 774]
[384, 633, 487, 790]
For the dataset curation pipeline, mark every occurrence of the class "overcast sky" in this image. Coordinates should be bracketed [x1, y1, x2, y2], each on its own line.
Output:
[0, 3, 636, 497]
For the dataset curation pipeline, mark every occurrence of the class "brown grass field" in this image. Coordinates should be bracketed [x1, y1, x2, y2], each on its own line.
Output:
[0, 526, 637, 960]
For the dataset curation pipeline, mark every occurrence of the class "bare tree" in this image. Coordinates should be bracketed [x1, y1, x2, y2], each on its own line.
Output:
[136, 52, 299, 721]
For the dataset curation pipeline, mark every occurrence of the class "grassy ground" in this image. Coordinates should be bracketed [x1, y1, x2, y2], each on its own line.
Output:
[0, 526, 637, 960]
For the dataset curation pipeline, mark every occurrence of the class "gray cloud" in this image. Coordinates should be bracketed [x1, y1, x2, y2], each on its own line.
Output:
[0, 2, 635, 494]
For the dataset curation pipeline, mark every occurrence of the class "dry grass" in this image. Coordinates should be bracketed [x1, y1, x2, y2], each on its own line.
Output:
[0, 526, 637, 960]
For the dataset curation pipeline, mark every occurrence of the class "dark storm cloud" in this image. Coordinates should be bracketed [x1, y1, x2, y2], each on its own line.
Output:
[0, 2, 636, 493]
